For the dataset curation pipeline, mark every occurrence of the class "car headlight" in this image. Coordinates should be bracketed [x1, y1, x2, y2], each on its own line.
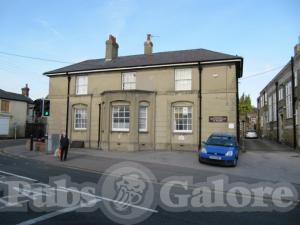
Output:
[201, 147, 207, 154]
[225, 150, 233, 156]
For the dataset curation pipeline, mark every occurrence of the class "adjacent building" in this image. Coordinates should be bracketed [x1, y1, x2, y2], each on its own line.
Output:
[257, 40, 300, 147]
[0, 84, 34, 138]
[44, 34, 243, 151]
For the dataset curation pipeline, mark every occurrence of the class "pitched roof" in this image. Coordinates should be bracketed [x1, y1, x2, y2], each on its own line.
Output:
[44, 48, 243, 76]
[0, 89, 33, 103]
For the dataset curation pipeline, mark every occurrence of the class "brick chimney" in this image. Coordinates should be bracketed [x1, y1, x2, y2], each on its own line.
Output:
[294, 36, 300, 56]
[105, 34, 119, 61]
[144, 34, 153, 54]
[21, 84, 29, 97]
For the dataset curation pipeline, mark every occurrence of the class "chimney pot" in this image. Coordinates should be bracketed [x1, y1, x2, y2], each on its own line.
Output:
[144, 34, 153, 55]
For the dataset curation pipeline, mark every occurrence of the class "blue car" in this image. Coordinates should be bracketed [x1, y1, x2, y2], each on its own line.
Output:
[199, 133, 239, 167]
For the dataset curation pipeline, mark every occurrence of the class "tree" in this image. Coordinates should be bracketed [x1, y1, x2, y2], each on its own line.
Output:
[239, 93, 252, 115]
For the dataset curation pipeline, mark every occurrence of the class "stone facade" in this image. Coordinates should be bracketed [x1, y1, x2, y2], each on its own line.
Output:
[257, 41, 300, 148]
[46, 35, 243, 151]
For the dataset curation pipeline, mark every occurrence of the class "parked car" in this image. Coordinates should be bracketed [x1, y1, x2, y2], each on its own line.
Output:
[245, 130, 258, 139]
[199, 133, 239, 167]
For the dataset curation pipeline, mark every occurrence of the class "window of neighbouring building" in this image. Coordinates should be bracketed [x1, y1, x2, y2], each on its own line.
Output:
[268, 96, 272, 122]
[273, 93, 277, 121]
[173, 106, 192, 133]
[175, 69, 192, 91]
[294, 70, 298, 87]
[112, 105, 130, 131]
[264, 92, 267, 105]
[260, 95, 264, 107]
[139, 106, 148, 132]
[260, 115, 264, 127]
[296, 109, 299, 125]
[122, 73, 136, 90]
[76, 76, 88, 95]
[278, 88, 284, 101]
[74, 108, 87, 130]
[1, 100, 9, 113]
[286, 81, 292, 119]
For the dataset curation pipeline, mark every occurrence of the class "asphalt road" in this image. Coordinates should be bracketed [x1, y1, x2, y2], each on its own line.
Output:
[0, 145, 299, 225]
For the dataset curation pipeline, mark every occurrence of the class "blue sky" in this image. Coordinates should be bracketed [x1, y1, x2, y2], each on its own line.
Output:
[0, 0, 299, 105]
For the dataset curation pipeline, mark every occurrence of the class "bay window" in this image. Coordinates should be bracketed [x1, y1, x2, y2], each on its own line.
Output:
[112, 105, 130, 131]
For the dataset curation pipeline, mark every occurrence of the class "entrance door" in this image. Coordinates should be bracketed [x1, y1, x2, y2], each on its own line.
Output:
[279, 114, 284, 142]
[0, 117, 9, 135]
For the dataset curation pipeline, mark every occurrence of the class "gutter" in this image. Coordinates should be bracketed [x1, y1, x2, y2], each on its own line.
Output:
[291, 57, 297, 149]
[198, 63, 203, 150]
[275, 82, 279, 142]
[66, 74, 71, 137]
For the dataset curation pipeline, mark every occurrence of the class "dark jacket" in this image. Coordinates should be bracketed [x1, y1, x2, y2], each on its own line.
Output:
[60, 136, 69, 149]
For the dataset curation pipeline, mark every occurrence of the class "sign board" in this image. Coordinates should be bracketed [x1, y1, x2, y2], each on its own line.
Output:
[228, 123, 235, 129]
[209, 116, 228, 123]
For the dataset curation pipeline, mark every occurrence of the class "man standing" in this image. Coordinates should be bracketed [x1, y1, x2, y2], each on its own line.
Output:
[60, 133, 69, 161]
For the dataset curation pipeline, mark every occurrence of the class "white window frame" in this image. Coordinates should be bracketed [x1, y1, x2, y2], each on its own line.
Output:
[278, 88, 283, 101]
[173, 106, 192, 133]
[260, 115, 264, 127]
[76, 76, 88, 95]
[175, 69, 192, 91]
[74, 108, 87, 130]
[296, 109, 299, 125]
[272, 92, 277, 121]
[260, 95, 264, 107]
[138, 106, 148, 132]
[286, 81, 292, 119]
[294, 70, 298, 87]
[122, 73, 136, 90]
[112, 105, 130, 132]
[268, 96, 272, 122]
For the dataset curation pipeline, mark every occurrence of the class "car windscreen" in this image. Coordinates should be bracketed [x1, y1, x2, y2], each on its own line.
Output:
[206, 136, 235, 147]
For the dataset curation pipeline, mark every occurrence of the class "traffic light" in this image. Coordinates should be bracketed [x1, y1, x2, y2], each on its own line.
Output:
[34, 99, 43, 117]
[42, 99, 50, 117]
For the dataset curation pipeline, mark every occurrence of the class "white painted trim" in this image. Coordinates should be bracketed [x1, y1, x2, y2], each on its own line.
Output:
[45, 59, 242, 76]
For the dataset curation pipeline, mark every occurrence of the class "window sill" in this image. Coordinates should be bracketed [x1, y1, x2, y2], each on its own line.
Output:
[74, 128, 87, 131]
[173, 131, 193, 134]
[139, 130, 148, 133]
[111, 129, 130, 133]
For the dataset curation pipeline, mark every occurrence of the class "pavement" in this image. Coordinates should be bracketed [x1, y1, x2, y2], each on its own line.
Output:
[1, 138, 300, 184]
[0, 138, 299, 225]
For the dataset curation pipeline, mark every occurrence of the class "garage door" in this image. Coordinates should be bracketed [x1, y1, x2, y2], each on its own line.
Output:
[0, 117, 9, 135]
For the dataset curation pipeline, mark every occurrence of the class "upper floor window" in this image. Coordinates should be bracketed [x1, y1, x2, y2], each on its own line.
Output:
[272, 93, 277, 121]
[295, 71, 298, 87]
[278, 88, 284, 101]
[112, 105, 130, 131]
[175, 69, 192, 91]
[139, 106, 148, 132]
[268, 96, 272, 122]
[122, 73, 136, 90]
[74, 108, 87, 130]
[173, 106, 192, 133]
[1, 100, 9, 113]
[76, 76, 88, 95]
[286, 81, 292, 119]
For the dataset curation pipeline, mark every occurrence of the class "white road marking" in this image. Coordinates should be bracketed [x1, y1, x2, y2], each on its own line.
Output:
[0, 170, 37, 182]
[0, 200, 29, 209]
[15, 199, 101, 225]
[58, 186, 159, 213]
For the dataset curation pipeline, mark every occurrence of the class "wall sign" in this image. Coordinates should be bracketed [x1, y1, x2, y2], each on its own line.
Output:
[209, 116, 228, 123]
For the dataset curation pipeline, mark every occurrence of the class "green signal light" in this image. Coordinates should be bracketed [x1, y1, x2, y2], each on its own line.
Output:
[44, 112, 49, 116]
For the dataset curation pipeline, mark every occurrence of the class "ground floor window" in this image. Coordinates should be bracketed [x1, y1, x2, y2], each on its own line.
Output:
[112, 105, 130, 131]
[173, 106, 192, 132]
[74, 108, 87, 130]
[139, 106, 148, 132]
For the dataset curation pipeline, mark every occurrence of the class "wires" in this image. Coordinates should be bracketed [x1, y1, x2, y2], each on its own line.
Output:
[0, 51, 72, 64]
[240, 65, 285, 80]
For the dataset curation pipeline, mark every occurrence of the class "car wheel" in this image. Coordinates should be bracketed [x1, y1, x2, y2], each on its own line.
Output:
[232, 158, 237, 167]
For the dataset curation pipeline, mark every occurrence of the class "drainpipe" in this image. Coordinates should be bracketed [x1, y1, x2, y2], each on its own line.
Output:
[236, 59, 243, 143]
[291, 57, 297, 149]
[275, 82, 279, 142]
[198, 63, 202, 150]
[66, 73, 71, 137]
